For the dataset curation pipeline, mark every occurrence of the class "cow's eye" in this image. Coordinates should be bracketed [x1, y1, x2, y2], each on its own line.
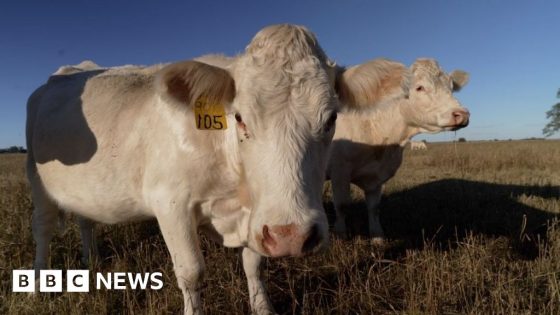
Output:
[235, 113, 243, 123]
[324, 112, 337, 133]
[416, 85, 425, 92]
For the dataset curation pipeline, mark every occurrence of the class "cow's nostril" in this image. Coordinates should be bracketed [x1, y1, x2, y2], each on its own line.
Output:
[301, 224, 321, 254]
[452, 111, 468, 125]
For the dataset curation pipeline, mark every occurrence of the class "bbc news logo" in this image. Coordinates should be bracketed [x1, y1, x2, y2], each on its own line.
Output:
[13, 270, 163, 292]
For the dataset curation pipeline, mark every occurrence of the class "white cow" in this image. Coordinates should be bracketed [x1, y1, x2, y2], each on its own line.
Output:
[327, 58, 470, 243]
[410, 141, 428, 150]
[27, 24, 395, 314]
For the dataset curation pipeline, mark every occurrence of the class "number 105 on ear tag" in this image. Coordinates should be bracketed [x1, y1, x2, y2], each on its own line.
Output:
[194, 97, 228, 130]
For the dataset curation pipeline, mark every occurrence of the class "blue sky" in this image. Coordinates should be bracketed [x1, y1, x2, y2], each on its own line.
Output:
[1, 0, 559, 147]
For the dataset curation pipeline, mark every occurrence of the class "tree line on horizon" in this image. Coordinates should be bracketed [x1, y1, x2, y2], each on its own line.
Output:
[543, 88, 560, 137]
[0, 146, 27, 154]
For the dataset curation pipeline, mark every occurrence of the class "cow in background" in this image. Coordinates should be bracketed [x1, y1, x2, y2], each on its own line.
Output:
[327, 58, 469, 243]
[410, 140, 428, 150]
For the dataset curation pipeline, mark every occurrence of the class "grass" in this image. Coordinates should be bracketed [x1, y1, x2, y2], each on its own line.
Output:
[1, 140, 559, 314]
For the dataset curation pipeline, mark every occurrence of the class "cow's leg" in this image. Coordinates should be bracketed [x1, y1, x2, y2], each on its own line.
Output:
[156, 211, 204, 315]
[242, 247, 274, 315]
[330, 171, 352, 237]
[365, 186, 385, 245]
[77, 216, 98, 266]
[31, 188, 59, 273]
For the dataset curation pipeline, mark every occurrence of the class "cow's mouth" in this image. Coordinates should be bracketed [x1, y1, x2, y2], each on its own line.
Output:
[442, 120, 469, 131]
[449, 123, 468, 131]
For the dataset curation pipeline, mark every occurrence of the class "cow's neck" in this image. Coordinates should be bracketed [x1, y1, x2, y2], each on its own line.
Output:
[338, 98, 418, 147]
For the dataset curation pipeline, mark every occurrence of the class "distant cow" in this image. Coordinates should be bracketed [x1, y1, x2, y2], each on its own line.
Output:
[327, 58, 469, 243]
[410, 141, 428, 150]
[27, 25, 398, 314]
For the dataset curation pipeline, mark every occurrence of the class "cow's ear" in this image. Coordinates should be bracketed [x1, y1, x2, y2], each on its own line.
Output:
[157, 60, 236, 107]
[335, 59, 409, 110]
[450, 70, 469, 92]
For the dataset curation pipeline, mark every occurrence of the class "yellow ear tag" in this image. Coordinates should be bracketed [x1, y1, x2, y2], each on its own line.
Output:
[193, 96, 228, 130]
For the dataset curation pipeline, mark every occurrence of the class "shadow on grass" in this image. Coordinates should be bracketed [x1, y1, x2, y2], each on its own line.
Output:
[325, 179, 560, 260]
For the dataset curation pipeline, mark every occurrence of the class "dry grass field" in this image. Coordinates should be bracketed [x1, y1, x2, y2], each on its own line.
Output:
[1, 140, 559, 314]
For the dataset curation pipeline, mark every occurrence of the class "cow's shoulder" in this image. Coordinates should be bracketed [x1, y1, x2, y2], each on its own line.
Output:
[86, 64, 164, 90]
[47, 63, 164, 92]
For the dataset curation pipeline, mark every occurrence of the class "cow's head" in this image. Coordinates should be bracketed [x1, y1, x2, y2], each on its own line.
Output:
[157, 25, 339, 257]
[155, 24, 400, 258]
[404, 58, 470, 132]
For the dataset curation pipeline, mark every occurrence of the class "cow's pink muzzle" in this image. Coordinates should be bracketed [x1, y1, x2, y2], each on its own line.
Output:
[259, 224, 323, 257]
